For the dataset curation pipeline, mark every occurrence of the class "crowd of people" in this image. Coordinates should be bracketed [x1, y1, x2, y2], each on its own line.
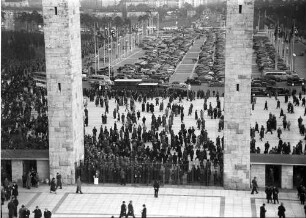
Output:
[250, 91, 306, 155]
[1, 60, 48, 150]
[79, 88, 224, 186]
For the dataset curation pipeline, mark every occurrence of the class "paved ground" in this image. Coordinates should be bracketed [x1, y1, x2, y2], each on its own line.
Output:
[169, 37, 205, 83]
[1, 185, 304, 218]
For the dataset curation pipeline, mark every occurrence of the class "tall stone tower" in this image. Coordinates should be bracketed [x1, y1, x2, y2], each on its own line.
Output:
[42, 0, 84, 184]
[223, 0, 254, 190]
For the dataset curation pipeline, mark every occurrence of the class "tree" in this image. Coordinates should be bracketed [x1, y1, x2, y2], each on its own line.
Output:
[113, 16, 123, 27]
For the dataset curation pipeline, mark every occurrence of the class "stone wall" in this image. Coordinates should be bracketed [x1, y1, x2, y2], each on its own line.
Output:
[250, 164, 265, 188]
[223, 0, 254, 190]
[42, 0, 84, 184]
[37, 160, 50, 182]
[11, 160, 23, 183]
[281, 165, 293, 189]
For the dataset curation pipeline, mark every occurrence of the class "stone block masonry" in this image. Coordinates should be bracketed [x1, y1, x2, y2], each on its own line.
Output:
[42, 0, 84, 184]
[224, 0, 254, 190]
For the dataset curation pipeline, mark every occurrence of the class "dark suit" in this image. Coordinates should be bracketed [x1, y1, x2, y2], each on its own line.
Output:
[153, 181, 160, 198]
[142, 207, 147, 218]
[278, 205, 286, 218]
[260, 205, 266, 218]
[120, 203, 126, 218]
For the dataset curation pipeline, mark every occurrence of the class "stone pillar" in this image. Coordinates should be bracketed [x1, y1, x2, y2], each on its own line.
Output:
[11, 160, 23, 183]
[281, 165, 293, 189]
[250, 164, 265, 188]
[42, 0, 84, 184]
[223, 0, 254, 190]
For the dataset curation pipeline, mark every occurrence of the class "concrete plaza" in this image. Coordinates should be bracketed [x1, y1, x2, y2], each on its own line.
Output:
[1, 185, 305, 218]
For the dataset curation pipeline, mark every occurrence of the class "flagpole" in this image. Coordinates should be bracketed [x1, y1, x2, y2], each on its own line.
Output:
[94, 22, 97, 75]
[292, 20, 295, 72]
[275, 21, 278, 70]
[103, 39, 105, 66]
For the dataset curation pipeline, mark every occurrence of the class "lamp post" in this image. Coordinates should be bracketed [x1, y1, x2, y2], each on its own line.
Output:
[125, 40, 128, 57]
[108, 48, 111, 78]
[292, 53, 296, 73]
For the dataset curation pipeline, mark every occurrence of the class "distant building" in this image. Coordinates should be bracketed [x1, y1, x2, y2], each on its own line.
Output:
[1, 0, 29, 7]
[93, 11, 123, 18]
[187, 10, 196, 17]
[1, 10, 15, 30]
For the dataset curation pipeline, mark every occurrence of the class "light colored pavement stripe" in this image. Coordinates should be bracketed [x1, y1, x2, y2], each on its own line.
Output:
[52, 192, 69, 214]
[219, 196, 225, 217]
[25, 192, 42, 208]
[251, 198, 256, 218]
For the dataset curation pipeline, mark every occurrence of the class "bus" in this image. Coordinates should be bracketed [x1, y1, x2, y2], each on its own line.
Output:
[88, 74, 112, 85]
[113, 79, 142, 90]
[263, 71, 289, 81]
[32, 71, 47, 88]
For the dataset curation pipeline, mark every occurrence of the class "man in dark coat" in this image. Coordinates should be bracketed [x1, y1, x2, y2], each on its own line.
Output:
[273, 186, 279, 204]
[127, 201, 135, 218]
[278, 202, 286, 218]
[153, 180, 160, 198]
[251, 177, 258, 194]
[141, 204, 147, 218]
[24, 207, 31, 218]
[12, 182, 18, 197]
[119, 201, 126, 218]
[33, 206, 42, 218]
[8, 198, 16, 218]
[44, 208, 52, 218]
[266, 186, 273, 203]
[260, 203, 266, 218]
[56, 173, 62, 189]
[50, 178, 57, 194]
[76, 176, 83, 194]
[12, 196, 19, 217]
[19, 205, 26, 218]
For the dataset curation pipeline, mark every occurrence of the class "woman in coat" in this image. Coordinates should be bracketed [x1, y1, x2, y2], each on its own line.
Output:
[50, 178, 57, 194]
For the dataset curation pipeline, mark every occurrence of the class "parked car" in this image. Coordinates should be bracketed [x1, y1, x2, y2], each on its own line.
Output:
[209, 81, 224, 87]
[186, 78, 201, 85]
[251, 88, 267, 96]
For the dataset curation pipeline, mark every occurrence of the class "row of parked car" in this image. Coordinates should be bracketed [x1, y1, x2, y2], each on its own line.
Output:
[253, 36, 289, 72]
[193, 29, 225, 87]
[114, 30, 200, 84]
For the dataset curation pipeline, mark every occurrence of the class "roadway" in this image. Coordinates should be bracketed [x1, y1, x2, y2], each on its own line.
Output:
[169, 37, 205, 83]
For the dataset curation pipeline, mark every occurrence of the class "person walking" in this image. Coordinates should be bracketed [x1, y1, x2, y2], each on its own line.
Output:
[141, 204, 147, 218]
[153, 180, 160, 198]
[119, 201, 126, 218]
[260, 203, 266, 218]
[19, 205, 26, 218]
[76, 176, 83, 194]
[33, 206, 42, 218]
[278, 202, 286, 218]
[50, 178, 57, 194]
[300, 191, 305, 205]
[24, 207, 31, 218]
[12, 196, 19, 217]
[273, 186, 279, 204]
[44, 208, 52, 218]
[12, 181, 18, 198]
[7, 198, 16, 218]
[251, 177, 258, 194]
[127, 201, 135, 218]
[56, 173, 62, 189]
